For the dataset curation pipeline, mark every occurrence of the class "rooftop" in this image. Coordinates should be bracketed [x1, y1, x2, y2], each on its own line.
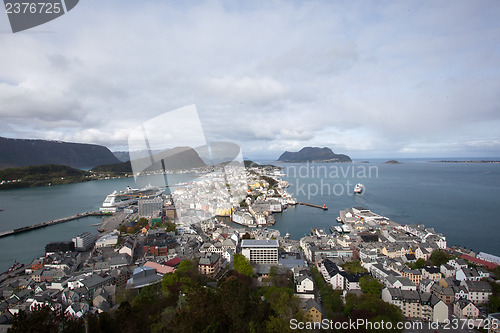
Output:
[241, 239, 279, 248]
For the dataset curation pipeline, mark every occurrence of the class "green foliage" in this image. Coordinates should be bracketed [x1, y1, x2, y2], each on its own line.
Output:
[344, 293, 403, 333]
[311, 266, 344, 318]
[0, 164, 92, 189]
[9, 305, 84, 333]
[416, 258, 426, 268]
[494, 266, 500, 279]
[161, 260, 197, 298]
[233, 254, 254, 276]
[91, 161, 132, 175]
[341, 260, 367, 274]
[239, 199, 248, 207]
[262, 286, 303, 333]
[430, 249, 453, 266]
[359, 275, 383, 296]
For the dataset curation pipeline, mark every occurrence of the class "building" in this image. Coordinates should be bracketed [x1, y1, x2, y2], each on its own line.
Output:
[382, 288, 448, 323]
[301, 299, 322, 324]
[72, 232, 94, 252]
[241, 239, 278, 264]
[95, 232, 119, 248]
[454, 298, 479, 320]
[198, 253, 221, 278]
[422, 266, 442, 281]
[141, 197, 163, 218]
[402, 269, 423, 286]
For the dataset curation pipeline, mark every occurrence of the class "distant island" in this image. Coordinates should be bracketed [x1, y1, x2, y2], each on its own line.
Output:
[277, 147, 352, 163]
[385, 160, 402, 164]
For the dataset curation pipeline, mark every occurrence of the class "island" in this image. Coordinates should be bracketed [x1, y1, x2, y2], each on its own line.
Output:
[277, 147, 352, 163]
[385, 160, 402, 164]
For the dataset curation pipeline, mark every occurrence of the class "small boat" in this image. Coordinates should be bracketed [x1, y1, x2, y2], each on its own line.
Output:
[354, 183, 363, 194]
[336, 217, 342, 223]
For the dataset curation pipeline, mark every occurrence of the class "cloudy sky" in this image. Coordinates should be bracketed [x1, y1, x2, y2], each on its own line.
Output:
[1, 0, 499, 159]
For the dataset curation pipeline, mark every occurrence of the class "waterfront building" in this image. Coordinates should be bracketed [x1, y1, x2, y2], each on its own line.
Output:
[241, 239, 278, 264]
[95, 232, 119, 248]
[72, 232, 94, 252]
[141, 197, 163, 218]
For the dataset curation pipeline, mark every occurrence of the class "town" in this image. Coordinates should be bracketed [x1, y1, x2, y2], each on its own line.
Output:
[0, 165, 499, 332]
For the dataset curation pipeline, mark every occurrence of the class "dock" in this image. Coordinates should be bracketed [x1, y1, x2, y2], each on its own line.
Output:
[0, 211, 110, 238]
[296, 202, 328, 210]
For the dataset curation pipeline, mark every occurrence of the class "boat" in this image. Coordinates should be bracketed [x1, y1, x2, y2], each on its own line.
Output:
[354, 183, 363, 194]
[329, 225, 343, 233]
[336, 217, 342, 223]
[100, 185, 163, 212]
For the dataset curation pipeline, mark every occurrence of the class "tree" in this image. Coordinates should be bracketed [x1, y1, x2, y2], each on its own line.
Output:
[416, 258, 426, 268]
[341, 260, 367, 274]
[430, 249, 452, 266]
[494, 265, 500, 279]
[9, 305, 87, 333]
[233, 253, 254, 276]
[359, 275, 383, 296]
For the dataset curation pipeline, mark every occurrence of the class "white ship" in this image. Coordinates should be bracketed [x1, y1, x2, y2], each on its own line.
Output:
[100, 185, 163, 212]
[354, 183, 364, 194]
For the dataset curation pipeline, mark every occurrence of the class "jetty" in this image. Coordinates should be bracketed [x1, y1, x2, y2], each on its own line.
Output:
[297, 202, 328, 210]
[0, 211, 110, 238]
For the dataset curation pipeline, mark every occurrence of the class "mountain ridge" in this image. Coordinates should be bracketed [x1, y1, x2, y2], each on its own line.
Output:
[0, 137, 120, 169]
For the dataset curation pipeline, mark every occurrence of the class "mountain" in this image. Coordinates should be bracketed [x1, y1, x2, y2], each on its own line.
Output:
[277, 147, 352, 163]
[0, 137, 120, 170]
[95, 146, 206, 174]
[112, 151, 131, 162]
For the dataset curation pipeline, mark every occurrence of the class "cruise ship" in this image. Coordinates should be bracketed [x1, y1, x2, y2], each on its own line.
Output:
[100, 185, 163, 212]
[354, 183, 364, 194]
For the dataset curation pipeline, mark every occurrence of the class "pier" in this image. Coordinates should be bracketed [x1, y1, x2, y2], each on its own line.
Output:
[297, 202, 328, 210]
[0, 211, 110, 238]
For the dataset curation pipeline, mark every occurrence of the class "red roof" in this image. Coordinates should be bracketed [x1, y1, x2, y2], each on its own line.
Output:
[460, 254, 498, 270]
[143, 261, 175, 275]
[165, 257, 182, 267]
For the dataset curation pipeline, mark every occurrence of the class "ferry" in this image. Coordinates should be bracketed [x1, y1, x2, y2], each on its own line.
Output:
[100, 185, 163, 212]
[354, 183, 364, 194]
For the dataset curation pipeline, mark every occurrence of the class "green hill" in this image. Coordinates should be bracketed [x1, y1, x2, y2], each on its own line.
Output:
[0, 164, 93, 189]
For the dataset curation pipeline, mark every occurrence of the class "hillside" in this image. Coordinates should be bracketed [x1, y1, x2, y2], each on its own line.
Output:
[277, 147, 352, 163]
[0, 164, 92, 189]
[94, 147, 206, 174]
[0, 137, 120, 169]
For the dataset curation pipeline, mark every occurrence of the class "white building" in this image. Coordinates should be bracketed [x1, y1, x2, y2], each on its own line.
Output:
[72, 232, 94, 251]
[241, 239, 278, 264]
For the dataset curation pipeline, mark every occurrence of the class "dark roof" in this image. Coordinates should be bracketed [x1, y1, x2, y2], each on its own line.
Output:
[423, 266, 440, 274]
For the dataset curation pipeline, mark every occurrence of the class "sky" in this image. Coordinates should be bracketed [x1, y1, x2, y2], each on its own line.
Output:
[1, 0, 499, 160]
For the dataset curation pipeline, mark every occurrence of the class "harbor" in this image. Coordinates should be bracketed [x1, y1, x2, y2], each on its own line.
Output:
[0, 211, 109, 238]
[296, 202, 328, 210]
